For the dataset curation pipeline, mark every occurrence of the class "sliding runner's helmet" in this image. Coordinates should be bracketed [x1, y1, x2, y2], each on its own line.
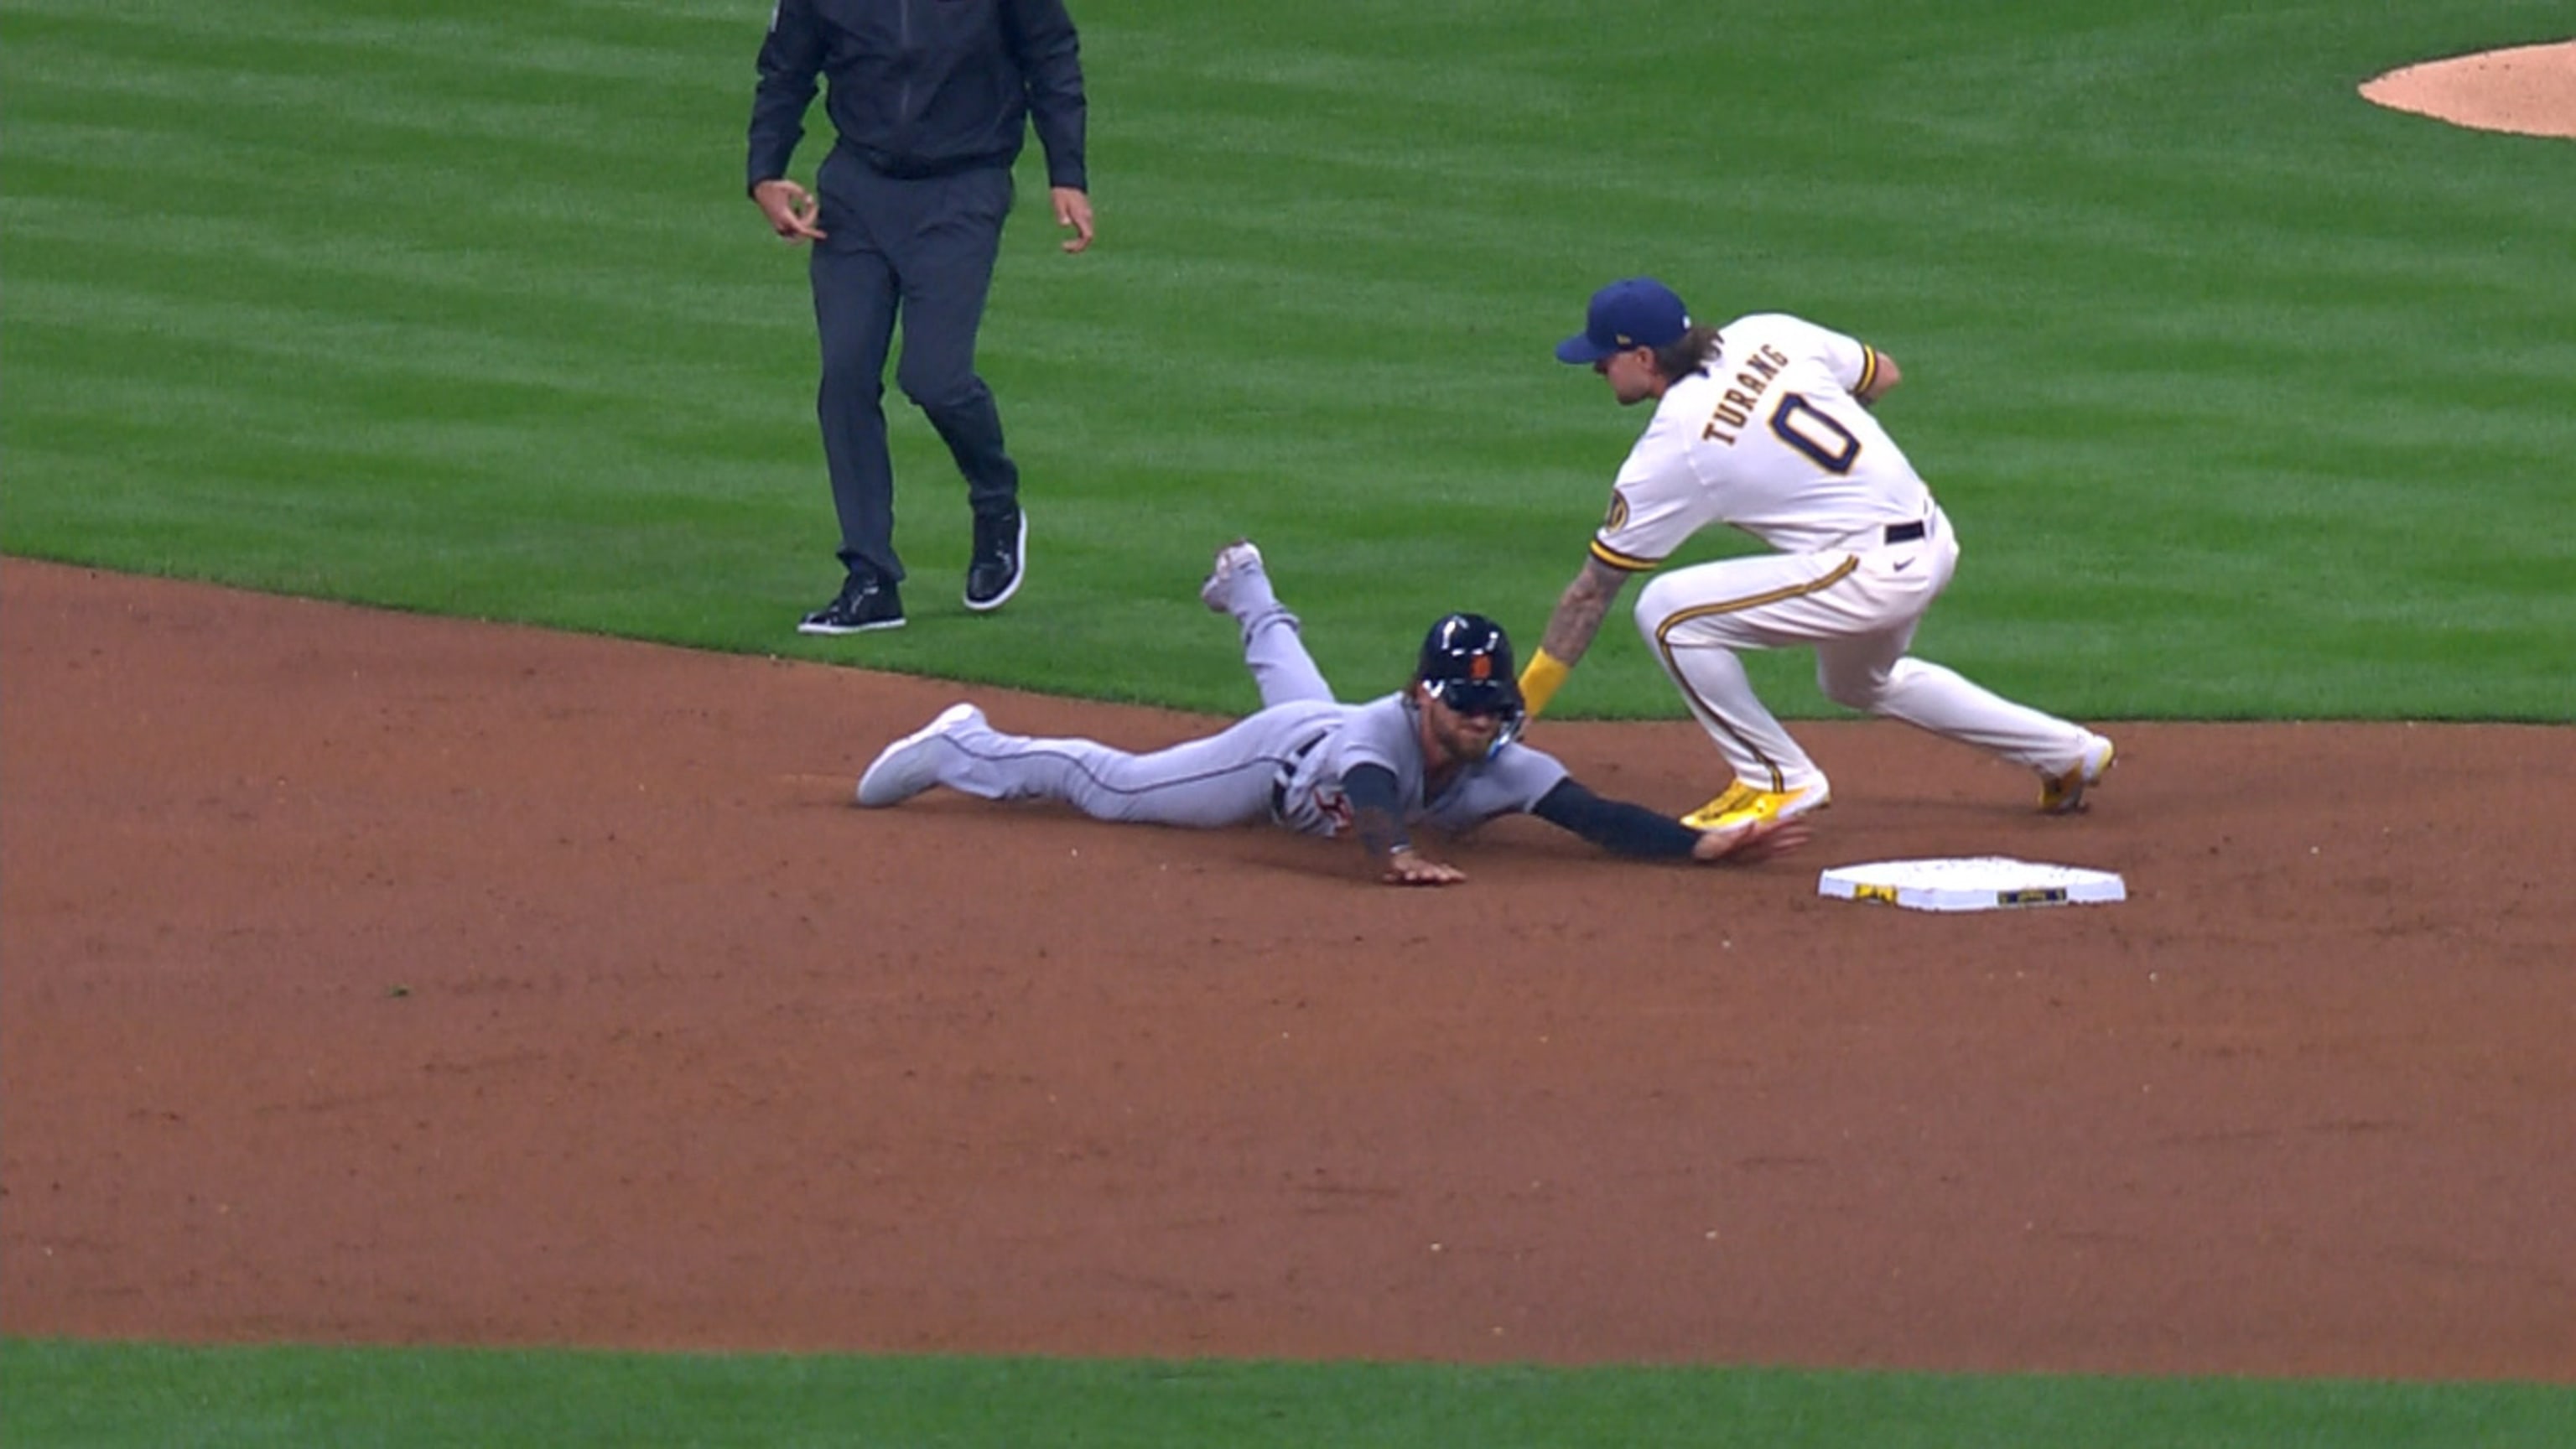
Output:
[1414, 612, 1524, 742]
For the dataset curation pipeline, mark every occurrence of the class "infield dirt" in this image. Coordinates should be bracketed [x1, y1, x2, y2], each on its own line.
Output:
[5, 559, 2570, 1382]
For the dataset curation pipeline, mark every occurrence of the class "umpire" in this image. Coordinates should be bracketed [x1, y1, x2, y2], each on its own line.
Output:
[748, 0, 1095, 635]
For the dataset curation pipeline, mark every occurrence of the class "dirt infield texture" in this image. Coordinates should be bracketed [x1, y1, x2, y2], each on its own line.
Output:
[3, 559, 2570, 1384]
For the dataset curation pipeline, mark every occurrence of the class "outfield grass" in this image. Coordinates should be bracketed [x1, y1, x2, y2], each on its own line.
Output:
[4, 1, 2572, 1442]
[8, 1340, 2572, 1449]
[7, 0, 2571, 719]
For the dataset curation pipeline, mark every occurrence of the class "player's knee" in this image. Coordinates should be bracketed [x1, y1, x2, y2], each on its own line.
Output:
[1633, 574, 1685, 638]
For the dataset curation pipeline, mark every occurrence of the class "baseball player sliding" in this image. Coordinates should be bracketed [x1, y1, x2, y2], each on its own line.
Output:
[1516, 278, 2115, 830]
[854, 542, 1808, 886]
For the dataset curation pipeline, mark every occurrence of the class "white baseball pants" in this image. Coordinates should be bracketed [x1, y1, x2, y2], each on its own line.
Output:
[1633, 509, 2092, 793]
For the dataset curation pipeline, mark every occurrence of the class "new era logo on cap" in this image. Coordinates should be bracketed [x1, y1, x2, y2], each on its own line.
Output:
[1555, 278, 1690, 364]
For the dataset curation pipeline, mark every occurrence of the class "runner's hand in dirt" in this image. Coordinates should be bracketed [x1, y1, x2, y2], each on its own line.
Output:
[1373, 813, 1803, 883]
[1692, 815, 1811, 865]
[1381, 847, 1468, 887]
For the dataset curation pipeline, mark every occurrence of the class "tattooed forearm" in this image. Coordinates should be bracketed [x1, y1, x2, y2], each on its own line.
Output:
[1539, 558, 1631, 666]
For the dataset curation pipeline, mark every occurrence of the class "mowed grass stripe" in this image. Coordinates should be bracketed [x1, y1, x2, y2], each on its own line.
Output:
[7, 0, 735, 90]
[8, 1338, 2573, 1449]
[7, 0, 2573, 719]
[4, 278, 787, 485]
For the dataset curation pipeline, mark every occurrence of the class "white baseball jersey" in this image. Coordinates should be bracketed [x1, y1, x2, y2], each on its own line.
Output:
[1592, 312, 1933, 567]
[1593, 309, 2098, 798]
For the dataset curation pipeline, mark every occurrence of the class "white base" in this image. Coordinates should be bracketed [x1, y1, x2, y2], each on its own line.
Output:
[1819, 856, 2127, 912]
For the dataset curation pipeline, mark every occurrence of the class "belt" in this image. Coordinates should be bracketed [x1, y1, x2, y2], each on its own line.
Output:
[1884, 520, 1926, 544]
[1270, 732, 1327, 818]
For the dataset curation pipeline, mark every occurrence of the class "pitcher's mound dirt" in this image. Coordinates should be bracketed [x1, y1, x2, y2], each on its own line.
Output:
[2362, 40, 2576, 139]
[3, 560, 2570, 1382]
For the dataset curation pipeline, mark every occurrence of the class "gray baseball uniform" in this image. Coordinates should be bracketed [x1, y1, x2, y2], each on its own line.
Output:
[905, 565, 1568, 835]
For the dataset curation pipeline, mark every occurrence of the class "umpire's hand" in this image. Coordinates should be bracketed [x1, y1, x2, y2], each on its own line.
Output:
[1051, 186, 1095, 253]
[752, 179, 826, 242]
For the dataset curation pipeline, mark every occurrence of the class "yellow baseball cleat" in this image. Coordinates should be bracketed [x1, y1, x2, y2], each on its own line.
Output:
[2038, 733, 2116, 815]
[1680, 781, 1761, 828]
[1680, 781, 1830, 832]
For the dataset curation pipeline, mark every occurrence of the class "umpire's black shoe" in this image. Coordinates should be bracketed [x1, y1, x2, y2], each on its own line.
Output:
[798, 574, 904, 635]
[963, 506, 1026, 612]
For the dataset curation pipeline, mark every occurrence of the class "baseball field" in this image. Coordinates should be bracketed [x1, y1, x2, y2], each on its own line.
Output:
[5, 1, 2573, 1445]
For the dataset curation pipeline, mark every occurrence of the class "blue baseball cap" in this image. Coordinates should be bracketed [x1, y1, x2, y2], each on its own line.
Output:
[1555, 278, 1691, 363]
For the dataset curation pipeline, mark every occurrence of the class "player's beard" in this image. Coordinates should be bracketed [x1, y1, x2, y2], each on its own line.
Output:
[1436, 714, 1498, 766]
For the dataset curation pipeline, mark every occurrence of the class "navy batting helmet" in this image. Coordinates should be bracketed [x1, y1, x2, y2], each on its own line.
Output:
[1415, 612, 1524, 722]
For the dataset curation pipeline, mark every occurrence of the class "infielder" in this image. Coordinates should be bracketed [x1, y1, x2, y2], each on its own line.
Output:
[854, 542, 1807, 886]
[1517, 278, 2115, 831]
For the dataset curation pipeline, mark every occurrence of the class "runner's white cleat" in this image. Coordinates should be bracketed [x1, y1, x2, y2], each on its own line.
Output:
[1199, 539, 1266, 614]
[856, 703, 983, 808]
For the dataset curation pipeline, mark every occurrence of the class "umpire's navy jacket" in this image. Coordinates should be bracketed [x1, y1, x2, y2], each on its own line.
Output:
[748, 0, 1088, 190]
